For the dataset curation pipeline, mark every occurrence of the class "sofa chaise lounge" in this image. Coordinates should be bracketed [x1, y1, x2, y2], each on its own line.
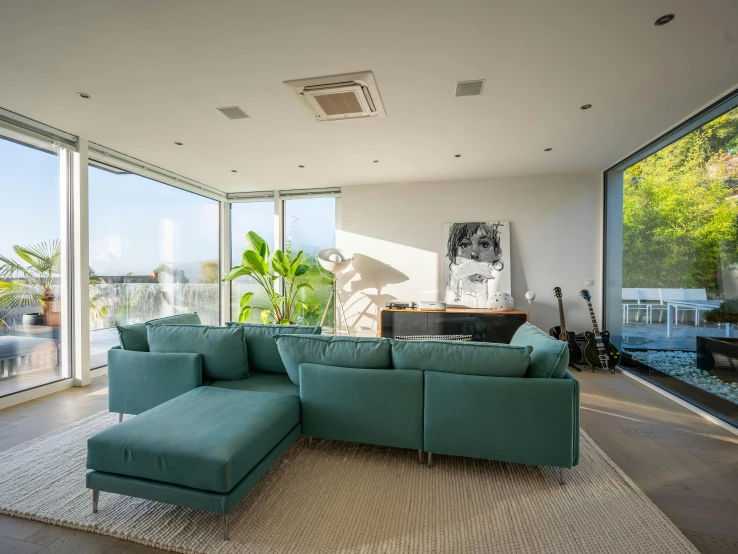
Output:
[86, 315, 579, 540]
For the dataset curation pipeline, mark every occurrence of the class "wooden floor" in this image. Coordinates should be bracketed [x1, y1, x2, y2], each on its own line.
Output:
[0, 370, 737, 553]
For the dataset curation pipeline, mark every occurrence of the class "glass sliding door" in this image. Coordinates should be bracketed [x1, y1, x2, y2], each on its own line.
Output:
[605, 95, 738, 426]
[0, 134, 68, 396]
[230, 201, 275, 323]
[283, 197, 337, 329]
[88, 166, 220, 368]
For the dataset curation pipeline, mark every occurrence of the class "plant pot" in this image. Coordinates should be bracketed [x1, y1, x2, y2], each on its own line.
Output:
[44, 311, 61, 327]
[22, 313, 46, 327]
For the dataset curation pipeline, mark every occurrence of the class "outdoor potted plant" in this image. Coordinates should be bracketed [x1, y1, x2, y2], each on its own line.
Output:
[223, 231, 313, 324]
[0, 241, 109, 331]
[0, 240, 61, 328]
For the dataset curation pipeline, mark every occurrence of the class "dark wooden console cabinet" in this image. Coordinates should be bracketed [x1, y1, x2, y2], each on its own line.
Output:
[380, 308, 528, 343]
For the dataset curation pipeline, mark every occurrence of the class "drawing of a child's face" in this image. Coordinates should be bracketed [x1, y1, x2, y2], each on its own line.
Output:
[455, 231, 497, 264]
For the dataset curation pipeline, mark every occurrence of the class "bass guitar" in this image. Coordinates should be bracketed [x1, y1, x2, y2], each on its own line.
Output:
[549, 287, 582, 366]
[579, 289, 620, 373]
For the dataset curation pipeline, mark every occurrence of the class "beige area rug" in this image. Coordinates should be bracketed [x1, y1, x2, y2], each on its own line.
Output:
[0, 412, 697, 554]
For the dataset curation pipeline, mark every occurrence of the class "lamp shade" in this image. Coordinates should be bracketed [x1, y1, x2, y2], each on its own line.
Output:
[316, 248, 353, 273]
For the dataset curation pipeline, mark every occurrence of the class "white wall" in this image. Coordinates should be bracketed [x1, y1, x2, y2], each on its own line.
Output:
[337, 173, 602, 336]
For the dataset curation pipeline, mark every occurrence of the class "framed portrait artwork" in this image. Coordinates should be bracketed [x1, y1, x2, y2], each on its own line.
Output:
[442, 221, 511, 308]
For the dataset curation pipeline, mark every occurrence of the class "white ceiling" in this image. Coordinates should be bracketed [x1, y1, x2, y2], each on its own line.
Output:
[1, 0, 737, 193]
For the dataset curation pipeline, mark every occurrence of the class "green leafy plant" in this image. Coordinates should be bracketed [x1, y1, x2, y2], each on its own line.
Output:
[223, 231, 313, 324]
[0, 241, 108, 330]
[0, 240, 61, 328]
[704, 299, 738, 324]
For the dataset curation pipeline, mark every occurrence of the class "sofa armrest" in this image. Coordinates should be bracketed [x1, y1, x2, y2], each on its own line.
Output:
[108, 348, 202, 415]
[299, 363, 423, 450]
[424, 371, 579, 468]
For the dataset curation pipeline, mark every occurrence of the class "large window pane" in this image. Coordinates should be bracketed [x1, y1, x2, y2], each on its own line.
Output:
[284, 197, 336, 329]
[230, 201, 275, 323]
[89, 167, 220, 368]
[606, 104, 738, 426]
[0, 135, 67, 396]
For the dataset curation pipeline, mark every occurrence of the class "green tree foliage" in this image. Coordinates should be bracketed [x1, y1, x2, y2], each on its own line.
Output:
[623, 107, 738, 295]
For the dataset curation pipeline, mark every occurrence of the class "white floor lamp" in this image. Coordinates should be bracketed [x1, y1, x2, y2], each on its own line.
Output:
[316, 248, 353, 335]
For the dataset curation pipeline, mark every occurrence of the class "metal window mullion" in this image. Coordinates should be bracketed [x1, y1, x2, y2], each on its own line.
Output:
[0, 107, 78, 150]
[88, 143, 225, 202]
[71, 139, 90, 386]
[59, 147, 73, 382]
[219, 201, 231, 325]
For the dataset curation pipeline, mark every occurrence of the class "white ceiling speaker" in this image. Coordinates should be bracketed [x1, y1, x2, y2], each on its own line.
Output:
[285, 71, 386, 122]
[316, 248, 353, 273]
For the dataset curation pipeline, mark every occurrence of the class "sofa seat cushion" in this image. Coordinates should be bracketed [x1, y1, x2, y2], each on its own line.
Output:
[116, 312, 201, 352]
[211, 371, 298, 396]
[275, 335, 393, 384]
[147, 324, 249, 381]
[510, 323, 570, 378]
[226, 323, 321, 374]
[87, 387, 300, 494]
[391, 339, 531, 377]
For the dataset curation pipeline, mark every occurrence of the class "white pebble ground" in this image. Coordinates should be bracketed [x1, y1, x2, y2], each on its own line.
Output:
[625, 349, 738, 405]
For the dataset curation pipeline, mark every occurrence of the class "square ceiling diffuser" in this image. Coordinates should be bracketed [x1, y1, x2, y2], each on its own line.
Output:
[217, 106, 249, 119]
[455, 80, 485, 97]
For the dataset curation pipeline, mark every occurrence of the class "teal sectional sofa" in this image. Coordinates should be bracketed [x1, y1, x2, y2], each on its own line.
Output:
[88, 317, 579, 540]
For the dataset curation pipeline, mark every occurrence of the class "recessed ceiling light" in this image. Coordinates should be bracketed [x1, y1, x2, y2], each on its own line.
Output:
[231, 170, 237, 173]
[373, 160, 379, 163]
[454, 154, 462, 158]
[655, 14, 674, 26]
[580, 104, 592, 110]
[174, 142, 183, 146]
[77, 92, 91, 99]
[298, 165, 305, 168]
[544, 148, 553, 152]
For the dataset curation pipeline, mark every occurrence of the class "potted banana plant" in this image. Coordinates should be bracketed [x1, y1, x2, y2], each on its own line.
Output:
[223, 231, 313, 324]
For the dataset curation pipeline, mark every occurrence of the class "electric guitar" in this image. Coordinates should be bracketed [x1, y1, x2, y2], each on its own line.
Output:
[549, 287, 582, 365]
[580, 289, 620, 372]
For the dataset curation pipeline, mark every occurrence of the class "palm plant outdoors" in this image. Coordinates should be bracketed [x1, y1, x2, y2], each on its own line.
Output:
[223, 231, 313, 324]
[0, 240, 61, 329]
[0, 240, 107, 330]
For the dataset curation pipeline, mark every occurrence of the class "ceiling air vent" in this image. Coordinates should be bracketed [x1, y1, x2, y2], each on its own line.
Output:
[217, 106, 249, 119]
[285, 71, 386, 122]
[455, 80, 485, 97]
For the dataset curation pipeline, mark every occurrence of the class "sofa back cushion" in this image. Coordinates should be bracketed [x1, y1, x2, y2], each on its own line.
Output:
[116, 313, 201, 352]
[391, 339, 531, 377]
[510, 322, 569, 378]
[275, 335, 392, 384]
[147, 324, 249, 381]
[226, 323, 321, 374]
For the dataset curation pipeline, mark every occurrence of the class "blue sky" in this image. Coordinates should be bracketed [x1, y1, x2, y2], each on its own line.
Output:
[2, 136, 335, 281]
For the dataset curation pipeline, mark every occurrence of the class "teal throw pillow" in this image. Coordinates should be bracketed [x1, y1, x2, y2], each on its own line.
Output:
[274, 334, 392, 384]
[116, 312, 201, 352]
[391, 339, 531, 377]
[226, 323, 321, 374]
[147, 324, 249, 381]
[510, 322, 570, 378]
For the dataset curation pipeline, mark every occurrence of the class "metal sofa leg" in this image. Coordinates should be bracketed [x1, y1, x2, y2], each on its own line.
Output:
[118, 413, 123, 423]
[223, 514, 229, 540]
[92, 489, 99, 513]
[417, 449, 423, 464]
[427, 452, 433, 468]
[559, 468, 566, 486]
[308, 436, 312, 448]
